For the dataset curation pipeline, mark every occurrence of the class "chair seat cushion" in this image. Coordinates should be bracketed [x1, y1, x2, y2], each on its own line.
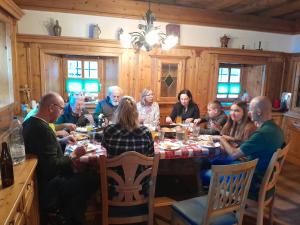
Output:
[172, 196, 237, 225]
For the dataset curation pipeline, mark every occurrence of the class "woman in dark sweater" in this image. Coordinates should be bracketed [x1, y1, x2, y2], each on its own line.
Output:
[166, 89, 200, 124]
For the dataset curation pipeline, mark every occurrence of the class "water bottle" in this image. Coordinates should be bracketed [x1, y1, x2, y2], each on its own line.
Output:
[9, 116, 26, 165]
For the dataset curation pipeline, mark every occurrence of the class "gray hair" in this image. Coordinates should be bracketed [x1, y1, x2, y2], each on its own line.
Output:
[107, 86, 123, 96]
[140, 88, 153, 106]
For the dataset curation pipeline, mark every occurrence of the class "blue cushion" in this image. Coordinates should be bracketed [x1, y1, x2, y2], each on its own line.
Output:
[172, 196, 237, 225]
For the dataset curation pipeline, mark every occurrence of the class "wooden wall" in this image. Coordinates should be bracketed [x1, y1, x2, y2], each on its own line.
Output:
[15, 34, 289, 121]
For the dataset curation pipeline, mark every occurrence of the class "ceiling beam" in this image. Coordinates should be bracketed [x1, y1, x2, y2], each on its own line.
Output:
[258, 1, 300, 17]
[14, 0, 296, 34]
[233, 0, 287, 14]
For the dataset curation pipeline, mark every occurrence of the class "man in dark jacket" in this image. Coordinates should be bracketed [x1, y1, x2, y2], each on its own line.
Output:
[23, 92, 99, 225]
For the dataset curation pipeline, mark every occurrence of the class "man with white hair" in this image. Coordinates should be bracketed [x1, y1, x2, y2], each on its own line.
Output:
[93, 85, 123, 122]
[220, 96, 285, 199]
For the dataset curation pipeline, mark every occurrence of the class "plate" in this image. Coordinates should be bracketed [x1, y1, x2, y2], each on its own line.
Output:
[74, 133, 89, 141]
[76, 127, 88, 133]
[158, 141, 181, 150]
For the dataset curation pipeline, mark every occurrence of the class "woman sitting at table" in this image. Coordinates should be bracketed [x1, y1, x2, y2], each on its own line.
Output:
[166, 89, 200, 124]
[137, 88, 160, 126]
[220, 100, 256, 146]
[102, 96, 154, 157]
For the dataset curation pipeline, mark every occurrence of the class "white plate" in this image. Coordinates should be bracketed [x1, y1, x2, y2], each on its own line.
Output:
[158, 141, 181, 150]
[76, 127, 88, 133]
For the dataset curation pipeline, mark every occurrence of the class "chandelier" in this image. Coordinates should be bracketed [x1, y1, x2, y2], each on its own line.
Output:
[128, 1, 178, 51]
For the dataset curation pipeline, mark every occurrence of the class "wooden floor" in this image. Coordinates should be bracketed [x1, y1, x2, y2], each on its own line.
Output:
[154, 161, 300, 225]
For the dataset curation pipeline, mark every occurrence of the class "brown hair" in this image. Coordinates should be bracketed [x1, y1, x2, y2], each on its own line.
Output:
[208, 100, 222, 112]
[113, 96, 139, 131]
[221, 101, 253, 141]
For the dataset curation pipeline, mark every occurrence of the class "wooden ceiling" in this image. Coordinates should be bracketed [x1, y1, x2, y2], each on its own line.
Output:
[14, 0, 300, 34]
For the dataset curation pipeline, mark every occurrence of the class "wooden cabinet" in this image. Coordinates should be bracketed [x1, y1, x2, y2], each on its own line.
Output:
[283, 115, 300, 166]
[272, 112, 283, 127]
[0, 156, 39, 225]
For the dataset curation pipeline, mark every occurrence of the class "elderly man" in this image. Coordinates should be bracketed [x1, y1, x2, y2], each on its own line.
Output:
[93, 85, 123, 122]
[220, 96, 285, 199]
[56, 93, 93, 127]
[22, 92, 99, 225]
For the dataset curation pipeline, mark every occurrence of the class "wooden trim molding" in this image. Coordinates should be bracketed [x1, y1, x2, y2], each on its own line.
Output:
[14, 0, 296, 34]
[0, 0, 24, 20]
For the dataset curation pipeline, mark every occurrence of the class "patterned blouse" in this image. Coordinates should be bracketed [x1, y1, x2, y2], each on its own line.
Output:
[137, 102, 160, 126]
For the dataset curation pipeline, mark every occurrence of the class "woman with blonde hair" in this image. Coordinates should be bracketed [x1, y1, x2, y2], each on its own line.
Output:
[137, 89, 160, 126]
[102, 96, 154, 157]
[221, 101, 256, 145]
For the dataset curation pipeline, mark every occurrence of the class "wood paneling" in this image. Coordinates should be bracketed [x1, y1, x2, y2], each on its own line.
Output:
[16, 34, 290, 123]
[13, 0, 297, 34]
[241, 65, 265, 98]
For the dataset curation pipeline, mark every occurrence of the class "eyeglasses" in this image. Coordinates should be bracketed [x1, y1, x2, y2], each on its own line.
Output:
[52, 103, 64, 111]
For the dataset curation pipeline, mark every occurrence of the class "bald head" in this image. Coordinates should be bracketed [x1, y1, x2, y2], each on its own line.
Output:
[37, 92, 65, 123]
[39, 92, 64, 109]
[249, 96, 272, 125]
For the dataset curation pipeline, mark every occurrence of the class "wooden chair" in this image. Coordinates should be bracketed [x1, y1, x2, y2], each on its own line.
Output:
[171, 159, 258, 225]
[99, 151, 160, 225]
[246, 144, 290, 225]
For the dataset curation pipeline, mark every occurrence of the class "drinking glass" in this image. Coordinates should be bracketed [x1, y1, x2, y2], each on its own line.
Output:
[158, 131, 165, 141]
[192, 126, 200, 139]
[176, 127, 185, 141]
[175, 116, 182, 124]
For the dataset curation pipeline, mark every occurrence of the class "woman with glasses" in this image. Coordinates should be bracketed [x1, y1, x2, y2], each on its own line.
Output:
[137, 89, 160, 126]
[102, 96, 154, 157]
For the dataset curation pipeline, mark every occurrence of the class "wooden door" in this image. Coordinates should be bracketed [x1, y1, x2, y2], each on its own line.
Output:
[42, 54, 63, 95]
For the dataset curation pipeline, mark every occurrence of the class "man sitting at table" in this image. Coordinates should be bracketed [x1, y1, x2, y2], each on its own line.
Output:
[93, 85, 123, 123]
[23, 92, 99, 225]
[219, 96, 284, 199]
[56, 93, 94, 127]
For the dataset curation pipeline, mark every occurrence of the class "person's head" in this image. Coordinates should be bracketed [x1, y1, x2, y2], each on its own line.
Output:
[207, 100, 222, 118]
[249, 96, 272, 125]
[69, 94, 84, 115]
[113, 96, 139, 131]
[178, 89, 193, 108]
[38, 92, 65, 123]
[140, 89, 154, 106]
[230, 101, 248, 123]
[107, 86, 123, 106]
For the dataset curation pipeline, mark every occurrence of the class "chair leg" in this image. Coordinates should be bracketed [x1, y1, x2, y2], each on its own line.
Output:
[268, 198, 274, 225]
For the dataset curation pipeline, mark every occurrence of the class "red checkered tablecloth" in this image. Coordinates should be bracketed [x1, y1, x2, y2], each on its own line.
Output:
[66, 139, 219, 163]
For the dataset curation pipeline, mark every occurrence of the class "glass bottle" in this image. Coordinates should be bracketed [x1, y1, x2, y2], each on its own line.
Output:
[9, 116, 26, 165]
[0, 142, 14, 188]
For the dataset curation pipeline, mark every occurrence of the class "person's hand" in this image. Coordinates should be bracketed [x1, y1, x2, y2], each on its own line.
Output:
[194, 118, 201, 125]
[64, 123, 76, 131]
[210, 122, 222, 131]
[84, 114, 94, 125]
[56, 130, 69, 138]
[166, 116, 173, 124]
[71, 145, 87, 159]
[185, 118, 193, 123]
[221, 135, 235, 141]
[60, 135, 76, 145]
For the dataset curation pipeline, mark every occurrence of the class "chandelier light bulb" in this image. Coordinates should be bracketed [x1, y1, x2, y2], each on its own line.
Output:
[162, 35, 178, 51]
[145, 29, 160, 46]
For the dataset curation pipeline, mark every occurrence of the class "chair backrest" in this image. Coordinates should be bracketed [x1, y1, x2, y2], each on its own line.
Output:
[203, 159, 258, 225]
[257, 144, 290, 207]
[99, 151, 160, 225]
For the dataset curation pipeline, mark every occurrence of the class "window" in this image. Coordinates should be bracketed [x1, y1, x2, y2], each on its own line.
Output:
[217, 65, 241, 101]
[65, 59, 100, 98]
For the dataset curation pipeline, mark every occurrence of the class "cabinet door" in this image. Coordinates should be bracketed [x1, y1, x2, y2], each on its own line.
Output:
[155, 58, 185, 103]
[284, 117, 300, 166]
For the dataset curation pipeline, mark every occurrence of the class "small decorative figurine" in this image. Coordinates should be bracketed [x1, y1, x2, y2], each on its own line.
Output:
[220, 34, 230, 48]
[257, 41, 263, 50]
[53, 20, 62, 36]
[92, 24, 101, 39]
